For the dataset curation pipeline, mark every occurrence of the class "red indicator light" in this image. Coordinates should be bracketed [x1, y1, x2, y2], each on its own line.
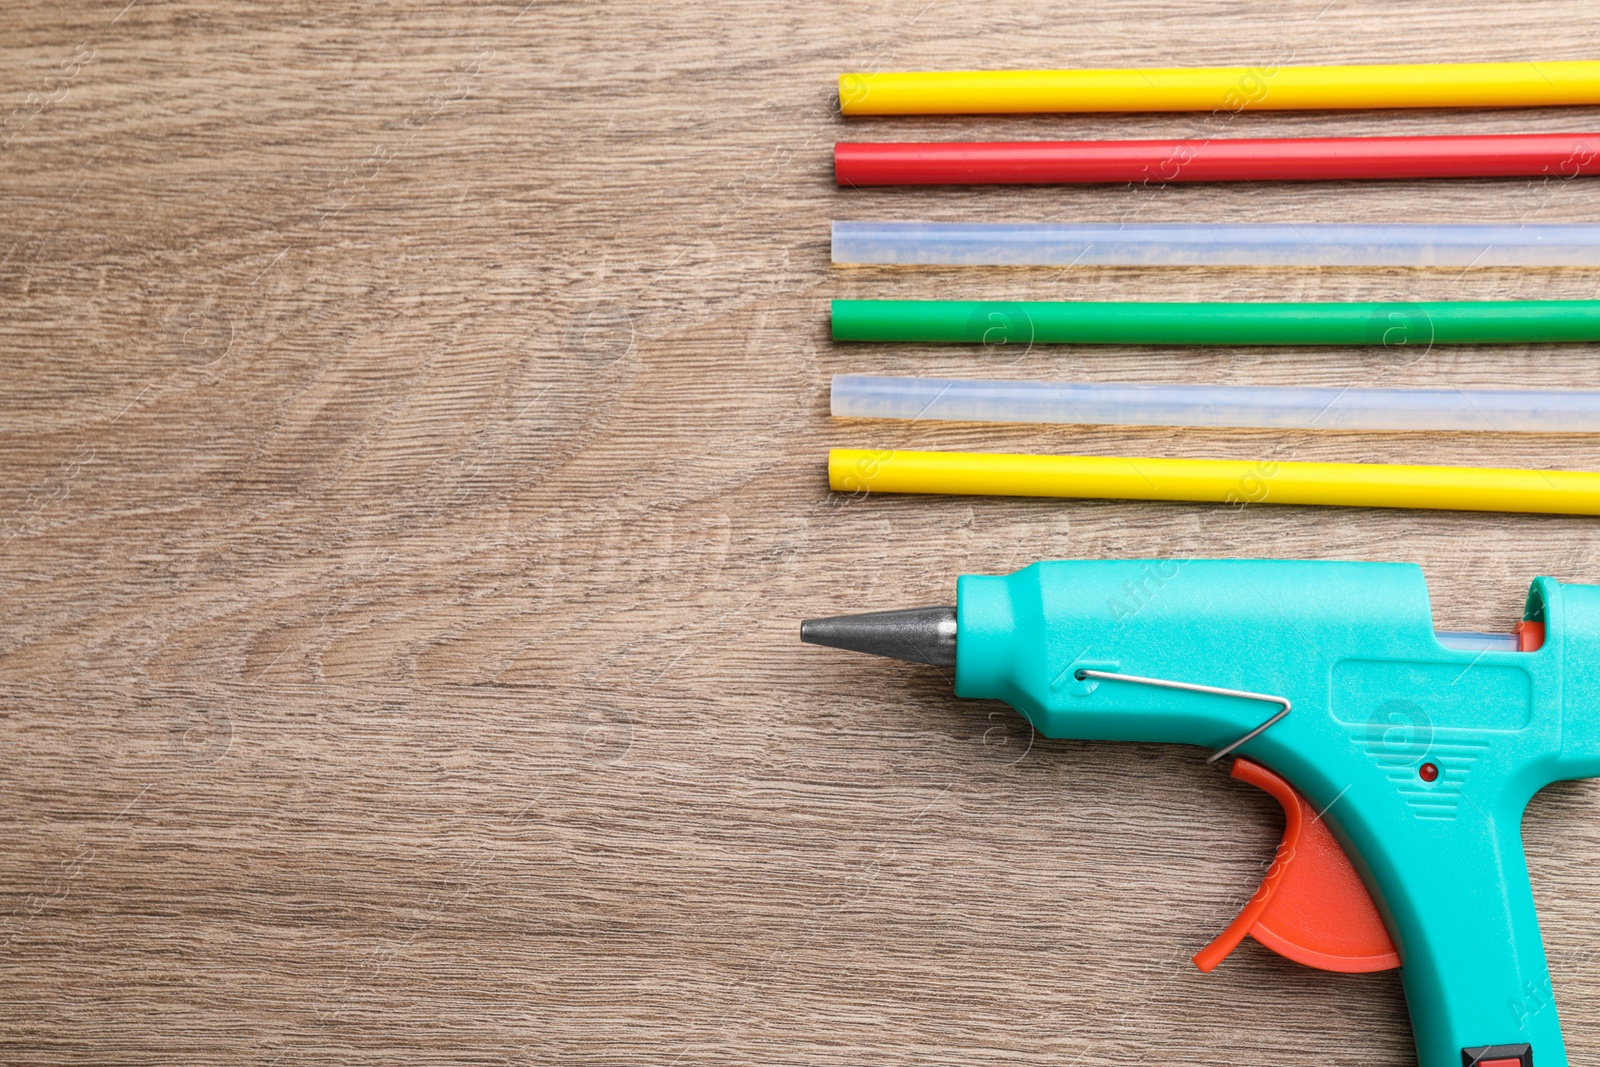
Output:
[1419, 762, 1440, 782]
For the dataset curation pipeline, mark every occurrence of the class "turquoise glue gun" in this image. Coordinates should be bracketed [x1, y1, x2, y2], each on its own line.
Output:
[801, 559, 1600, 1067]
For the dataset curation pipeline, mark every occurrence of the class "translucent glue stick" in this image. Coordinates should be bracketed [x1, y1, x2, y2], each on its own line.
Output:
[831, 375, 1600, 433]
[830, 222, 1600, 268]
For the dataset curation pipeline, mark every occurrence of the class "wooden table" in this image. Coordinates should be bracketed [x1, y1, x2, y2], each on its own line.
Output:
[6, 2, 1600, 1063]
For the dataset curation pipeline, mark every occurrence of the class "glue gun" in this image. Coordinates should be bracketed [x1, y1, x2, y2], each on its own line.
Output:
[801, 559, 1600, 1067]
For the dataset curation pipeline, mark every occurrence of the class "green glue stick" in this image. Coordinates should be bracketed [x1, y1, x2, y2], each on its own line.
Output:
[830, 299, 1600, 346]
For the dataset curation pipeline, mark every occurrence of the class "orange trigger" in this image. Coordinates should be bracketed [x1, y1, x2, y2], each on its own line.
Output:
[1193, 758, 1400, 975]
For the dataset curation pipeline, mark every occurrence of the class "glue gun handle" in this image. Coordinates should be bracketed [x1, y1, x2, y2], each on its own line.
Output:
[1373, 809, 1563, 1067]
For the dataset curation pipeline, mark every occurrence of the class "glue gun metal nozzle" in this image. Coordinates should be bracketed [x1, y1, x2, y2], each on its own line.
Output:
[800, 606, 957, 667]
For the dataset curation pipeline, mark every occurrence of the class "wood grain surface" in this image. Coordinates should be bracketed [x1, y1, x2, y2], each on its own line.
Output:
[6, 2, 1600, 1063]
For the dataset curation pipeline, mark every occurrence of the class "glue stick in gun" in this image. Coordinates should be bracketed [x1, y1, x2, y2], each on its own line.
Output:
[802, 560, 1600, 1067]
